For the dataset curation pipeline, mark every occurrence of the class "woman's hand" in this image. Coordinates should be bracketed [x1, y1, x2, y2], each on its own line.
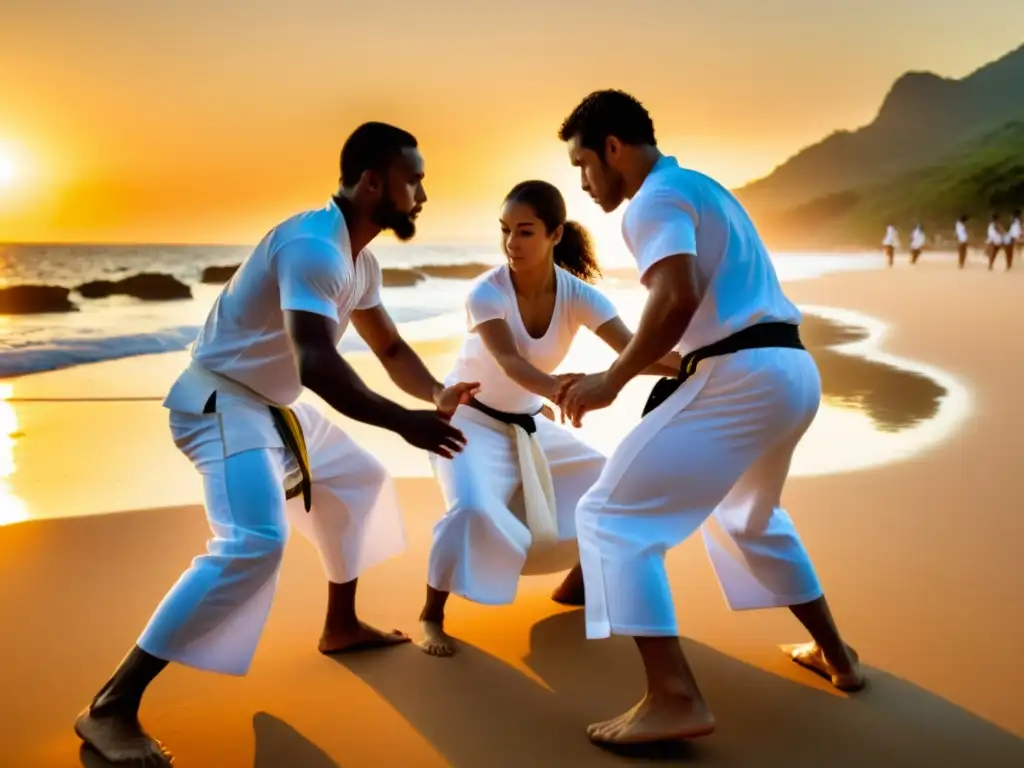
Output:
[434, 381, 481, 417]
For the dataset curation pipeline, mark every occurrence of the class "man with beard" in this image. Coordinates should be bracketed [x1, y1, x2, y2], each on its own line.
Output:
[74, 122, 479, 766]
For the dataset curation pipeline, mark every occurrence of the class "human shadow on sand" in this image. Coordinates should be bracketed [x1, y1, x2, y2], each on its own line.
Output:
[252, 711, 341, 768]
[335, 610, 1024, 768]
[78, 711, 341, 768]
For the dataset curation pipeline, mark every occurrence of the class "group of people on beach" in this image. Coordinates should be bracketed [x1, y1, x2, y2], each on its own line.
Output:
[74, 90, 864, 766]
[882, 210, 1021, 270]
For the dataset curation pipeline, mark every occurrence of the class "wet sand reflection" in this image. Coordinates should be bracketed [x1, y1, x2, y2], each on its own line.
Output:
[800, 314, 946, 432]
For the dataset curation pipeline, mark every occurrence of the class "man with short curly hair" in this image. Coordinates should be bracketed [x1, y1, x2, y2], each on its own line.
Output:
[555, 89, 863, 747]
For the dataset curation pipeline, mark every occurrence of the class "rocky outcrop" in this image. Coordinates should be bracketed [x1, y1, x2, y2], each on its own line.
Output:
[77, 272, 192, 301]
[418, 262, 492, 279]
[201, 264, 240, 283]
[381, 268, 426, 287]
[0, 285, 77, 314]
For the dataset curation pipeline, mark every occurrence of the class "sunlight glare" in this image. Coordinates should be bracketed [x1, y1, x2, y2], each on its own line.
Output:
[0, 149, 17, 190]
[0, 384, 29, 526]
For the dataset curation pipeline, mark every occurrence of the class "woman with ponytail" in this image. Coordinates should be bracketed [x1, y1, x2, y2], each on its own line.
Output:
[417, 180, 681, 656]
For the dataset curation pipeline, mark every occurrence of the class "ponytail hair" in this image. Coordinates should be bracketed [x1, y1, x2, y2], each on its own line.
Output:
[553, 220, 600, 283]
[503, 180, 602, 283]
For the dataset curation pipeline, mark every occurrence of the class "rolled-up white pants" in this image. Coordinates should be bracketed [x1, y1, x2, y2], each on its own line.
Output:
[428, 405, 606, 605]
[576, 347, 824, 640]
[137, 402, 405, 675]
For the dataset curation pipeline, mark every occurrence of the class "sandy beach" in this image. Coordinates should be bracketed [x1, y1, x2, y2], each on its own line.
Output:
[2, 258, 1023, 767]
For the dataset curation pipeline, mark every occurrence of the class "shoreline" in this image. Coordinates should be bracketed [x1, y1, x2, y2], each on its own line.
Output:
[0, 249, 890, 381]
[2, 300, 965, 525]
[4, 245, 1006, 383]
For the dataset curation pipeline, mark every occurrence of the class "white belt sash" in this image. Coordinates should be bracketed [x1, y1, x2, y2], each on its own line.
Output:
[468, 401, 559, 543]
[511, 422, 559, 543]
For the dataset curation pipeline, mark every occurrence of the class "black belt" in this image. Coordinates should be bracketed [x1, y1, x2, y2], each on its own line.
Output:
[466, 398, 540, 434]
[641, 321, 805, 417]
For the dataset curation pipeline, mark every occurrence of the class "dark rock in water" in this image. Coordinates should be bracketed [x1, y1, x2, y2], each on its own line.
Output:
[201, 264, 240, 284]
[0, 284, 77, 314]
[77, 272, 192, 301]
[418, 262, 493, 279]
[77, 280, 119, 299]
[381, 268, 426, 287]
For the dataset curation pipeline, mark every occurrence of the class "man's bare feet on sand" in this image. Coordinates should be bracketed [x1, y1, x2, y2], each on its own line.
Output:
[318, 622, 410, 654]
[75, 707, 173, 766]
[780, 641, 865, 692]
[587, 692, 716, 746]
[551, 563, 585, 606]
[417, 620, 457, 657]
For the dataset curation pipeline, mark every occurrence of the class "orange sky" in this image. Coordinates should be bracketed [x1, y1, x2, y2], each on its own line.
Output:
[1, 1, 1022, 245]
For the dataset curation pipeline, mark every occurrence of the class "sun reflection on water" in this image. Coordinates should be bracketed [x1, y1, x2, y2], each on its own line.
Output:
[0, 383, 29, 526]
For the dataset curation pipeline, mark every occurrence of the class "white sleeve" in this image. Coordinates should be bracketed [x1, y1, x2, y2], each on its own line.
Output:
[572, 279, 619, 331]
[275, 237, 346, 322]
[623, 189, 698, 279]
[465, 280, 507, 331]
[356, 251, 383, 310]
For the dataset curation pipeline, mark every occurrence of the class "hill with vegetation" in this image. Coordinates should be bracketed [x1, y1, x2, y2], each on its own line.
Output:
[768, 120, 1024, 247]
[732, 43, 1024, 246]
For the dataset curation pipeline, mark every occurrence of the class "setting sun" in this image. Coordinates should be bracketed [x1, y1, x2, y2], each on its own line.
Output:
[0, 144, 19, 190]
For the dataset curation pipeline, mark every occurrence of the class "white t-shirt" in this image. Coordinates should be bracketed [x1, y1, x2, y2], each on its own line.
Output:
[445, 264, 618, 414]
[882, 226, 900, 247]
[988, 223, 1003, 245]
[955, 221, 968, 244]
[1008, 218, 1022, 241]
[187, 198, 382, 405]
[620, 155, 801, 357]
[911, 227, 926, 250]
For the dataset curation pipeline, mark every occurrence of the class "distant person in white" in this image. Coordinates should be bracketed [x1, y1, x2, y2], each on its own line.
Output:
[417, 180, 681, 657]
[909, 223, 926, 265]
[956, 214, 970, 269]
[882, 224, 900, 266]
[1002, 209, 1020, 271]
[74, 123, 479, 766]
[555, 90, 863, 747]
[986, 213, 1004, 270]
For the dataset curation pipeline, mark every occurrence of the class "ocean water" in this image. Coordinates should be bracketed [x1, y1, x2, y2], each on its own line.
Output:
[0, 242, 886, 379]
[0, 243, 978, 523]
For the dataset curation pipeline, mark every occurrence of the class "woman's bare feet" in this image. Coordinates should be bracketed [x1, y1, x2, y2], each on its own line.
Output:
[587, 691, 716, 745]
[318, 622, 410, 654]
[417, 620, 457, 657]
[780, 641, 864, 691]
[75, 707, 173, 766]
[551, 563, 585, 606]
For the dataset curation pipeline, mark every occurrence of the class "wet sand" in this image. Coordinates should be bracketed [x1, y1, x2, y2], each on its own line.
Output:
[1, 261, 1023, 766]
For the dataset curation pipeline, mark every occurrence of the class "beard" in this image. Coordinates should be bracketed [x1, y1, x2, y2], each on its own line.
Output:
[599, 164, 627, 212]
[371, 190, 417, 241]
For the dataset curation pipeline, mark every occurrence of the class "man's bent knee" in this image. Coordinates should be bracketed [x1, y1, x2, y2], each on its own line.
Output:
[229, 527, 289, 574]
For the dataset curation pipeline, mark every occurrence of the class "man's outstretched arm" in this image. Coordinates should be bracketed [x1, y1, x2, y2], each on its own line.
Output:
[284, 310, 467, 457]
[284, 309, 411, 431]
[604, 255, 699, 391]
[351, 305, 479, 413]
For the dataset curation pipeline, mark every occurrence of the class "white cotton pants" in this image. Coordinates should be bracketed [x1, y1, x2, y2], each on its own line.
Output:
[428, 405, 606, 605]
[576, 347, 825, 640]
[137, 402, 405, 676]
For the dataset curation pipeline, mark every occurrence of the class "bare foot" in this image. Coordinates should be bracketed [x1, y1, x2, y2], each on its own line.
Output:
[74, 707, 173, 766]
[587, 692, 716, 745]
[319, 622, 410, 654]
[780, 641, 865, 692]
[417, 620, 457, 657]
[551, 564, 585, 606]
